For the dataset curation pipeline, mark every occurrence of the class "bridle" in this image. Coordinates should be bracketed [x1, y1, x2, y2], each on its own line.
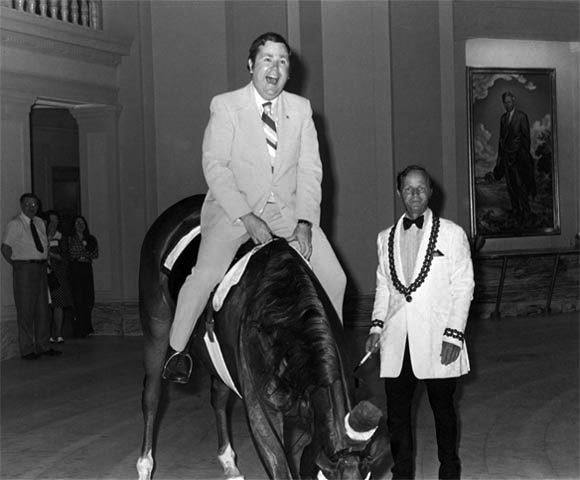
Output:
[316, 445, 373, 480]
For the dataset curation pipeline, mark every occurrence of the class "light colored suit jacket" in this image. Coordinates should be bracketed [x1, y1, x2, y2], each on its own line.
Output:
[370, 209, 474, 379]
[200, 83, 322, 239]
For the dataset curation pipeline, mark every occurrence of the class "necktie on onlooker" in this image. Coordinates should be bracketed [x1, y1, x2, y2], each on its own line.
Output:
[403, 215, 424, 230]
[262, 102, 277, 162]
[30, 219, 44, 253]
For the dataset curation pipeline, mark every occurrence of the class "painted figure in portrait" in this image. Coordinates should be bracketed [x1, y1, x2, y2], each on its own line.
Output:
[468, 68, 559, 238]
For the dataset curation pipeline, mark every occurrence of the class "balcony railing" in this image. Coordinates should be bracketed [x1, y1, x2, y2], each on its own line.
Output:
[4, 0, 102, 29]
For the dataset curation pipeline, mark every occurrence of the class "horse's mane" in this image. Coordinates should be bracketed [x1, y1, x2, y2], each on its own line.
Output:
[240, 241, 343, 413]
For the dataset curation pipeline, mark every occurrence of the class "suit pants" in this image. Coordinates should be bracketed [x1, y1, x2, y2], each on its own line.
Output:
[12, 262, 51, 356]
[169, 203, 347, 351]
[504, 162, 532, 218]
[384, 341, 460, 480]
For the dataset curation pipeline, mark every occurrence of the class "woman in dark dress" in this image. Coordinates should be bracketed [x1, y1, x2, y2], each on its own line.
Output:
[45, 210, 73, 343]
[67, 215, 98, 338]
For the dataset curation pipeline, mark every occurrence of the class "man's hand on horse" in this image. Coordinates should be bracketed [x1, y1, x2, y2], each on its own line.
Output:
[287, 221, 312, 260]
[240, 212, 273, 244]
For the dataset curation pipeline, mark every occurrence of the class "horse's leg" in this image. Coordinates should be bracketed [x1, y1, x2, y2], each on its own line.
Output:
[211, 376, 244, 480]
[137, 330, 168, 480]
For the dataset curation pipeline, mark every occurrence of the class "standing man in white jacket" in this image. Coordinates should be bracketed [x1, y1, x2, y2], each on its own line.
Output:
[365, 165, 474, 480]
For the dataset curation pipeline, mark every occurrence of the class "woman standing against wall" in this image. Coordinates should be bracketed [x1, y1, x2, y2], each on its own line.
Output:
[45, 210, 73, 343]
[67, 215, 98, 338]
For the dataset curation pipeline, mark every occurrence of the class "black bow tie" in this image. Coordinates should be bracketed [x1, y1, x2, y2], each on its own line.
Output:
[403, 215, 424, 230]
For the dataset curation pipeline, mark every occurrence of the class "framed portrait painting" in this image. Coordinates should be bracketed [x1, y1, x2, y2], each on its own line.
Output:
[467, 67, 560, 238]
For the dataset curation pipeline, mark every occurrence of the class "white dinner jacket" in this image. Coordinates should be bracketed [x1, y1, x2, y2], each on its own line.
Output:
[370, 209, 475, 379]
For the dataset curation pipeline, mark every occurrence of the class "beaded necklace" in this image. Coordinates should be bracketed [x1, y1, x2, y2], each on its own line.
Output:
[387, 214, 440, 302]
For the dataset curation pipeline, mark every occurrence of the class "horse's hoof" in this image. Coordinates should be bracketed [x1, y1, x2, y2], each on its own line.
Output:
[136, 451, 154, 480]
[218, 443, 243, 480]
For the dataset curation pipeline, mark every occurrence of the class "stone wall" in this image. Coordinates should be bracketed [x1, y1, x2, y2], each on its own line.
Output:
[471, 253, 579, 319]
[345, 253, 579, 327]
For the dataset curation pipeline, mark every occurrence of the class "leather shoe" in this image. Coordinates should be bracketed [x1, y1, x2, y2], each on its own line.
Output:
[162, 347, 193, 384]
[41, 348, 63, 357]
[21, 352, 40, 360]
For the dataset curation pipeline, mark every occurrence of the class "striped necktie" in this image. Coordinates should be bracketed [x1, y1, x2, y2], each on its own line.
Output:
[262, 102, 277, 162]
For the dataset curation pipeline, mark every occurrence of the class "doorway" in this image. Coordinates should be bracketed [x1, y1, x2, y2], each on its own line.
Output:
[30, 107, 80, 236]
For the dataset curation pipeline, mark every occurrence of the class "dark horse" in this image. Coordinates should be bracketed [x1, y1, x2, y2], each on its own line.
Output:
[136, 195, 385, 479]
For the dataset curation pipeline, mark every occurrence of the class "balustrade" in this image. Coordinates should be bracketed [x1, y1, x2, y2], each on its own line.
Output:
[5, 0, 101, 29]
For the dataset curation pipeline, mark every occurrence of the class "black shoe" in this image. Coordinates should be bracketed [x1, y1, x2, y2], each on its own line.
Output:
[162, 348, 193, 384]
[40, 348, 63, 357]
[21, 352, 40, 360]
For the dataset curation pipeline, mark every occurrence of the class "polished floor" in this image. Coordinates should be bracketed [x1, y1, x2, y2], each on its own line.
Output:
[1, 312, 578, 480]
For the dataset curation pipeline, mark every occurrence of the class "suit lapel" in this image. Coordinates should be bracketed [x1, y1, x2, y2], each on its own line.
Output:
[394, 216, 406, 285]
[410, 209, 432, 283]
[239, 83, 273, 171]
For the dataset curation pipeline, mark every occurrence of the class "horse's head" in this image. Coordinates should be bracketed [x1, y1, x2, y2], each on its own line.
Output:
[234, 240, 389, 478]
[316, 449, 371, 480]
[314, 400, 386, 480]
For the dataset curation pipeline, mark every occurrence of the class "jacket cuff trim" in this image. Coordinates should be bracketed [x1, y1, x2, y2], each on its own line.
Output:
[444, 328, 464, 343]
[371, 319, 384, 329]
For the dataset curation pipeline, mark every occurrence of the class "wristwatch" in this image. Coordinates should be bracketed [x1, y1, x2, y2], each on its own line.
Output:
[297, 219, 312, 228]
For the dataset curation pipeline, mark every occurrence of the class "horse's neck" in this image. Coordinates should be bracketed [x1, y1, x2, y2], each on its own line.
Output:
[311, 379, 350, 451]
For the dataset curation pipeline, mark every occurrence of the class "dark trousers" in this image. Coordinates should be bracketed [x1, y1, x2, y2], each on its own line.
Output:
[12, 262, 51, 356]
[385, 342, 460, 480]
[69, 262, 95, 338]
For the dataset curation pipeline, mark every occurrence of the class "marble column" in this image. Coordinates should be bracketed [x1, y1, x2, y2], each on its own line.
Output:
[0, 92, 36, 359]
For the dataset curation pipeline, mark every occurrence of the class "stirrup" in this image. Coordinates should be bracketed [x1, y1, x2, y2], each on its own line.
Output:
[162, 350, 193, 384]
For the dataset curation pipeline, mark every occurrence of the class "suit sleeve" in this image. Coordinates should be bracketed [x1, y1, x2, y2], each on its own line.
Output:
[519, 111, 532, 154]
[443, 226, 475, 347]
[295, 100, 322, 225]
[202, 96, 253, 222]
[370, 231, 390, 335]
[494, 115, 506, 180]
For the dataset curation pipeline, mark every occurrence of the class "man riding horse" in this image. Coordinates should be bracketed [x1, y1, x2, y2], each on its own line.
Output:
[137, 31, 387, 479]
[136, 196, 387, 479]
[163, 31, 346, 384]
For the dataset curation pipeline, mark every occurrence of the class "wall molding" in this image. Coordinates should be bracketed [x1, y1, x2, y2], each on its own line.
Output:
[1, 70, 119, 106]
[0, 6, 131, 66]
